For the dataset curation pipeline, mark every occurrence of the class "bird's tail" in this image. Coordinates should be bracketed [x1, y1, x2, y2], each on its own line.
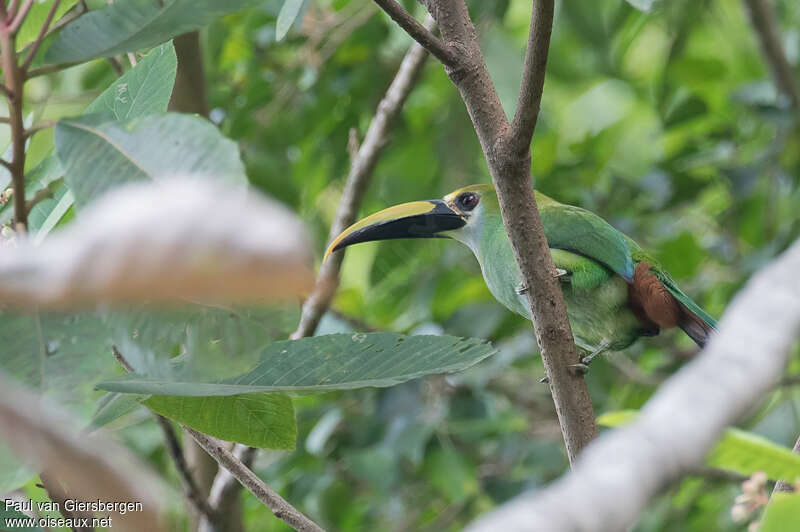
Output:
[665, 284, 717, 348]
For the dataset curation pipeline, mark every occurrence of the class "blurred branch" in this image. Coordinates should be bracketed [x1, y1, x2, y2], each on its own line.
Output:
[21, 0, 60, 71]
[185, 428, 324, 532]
[742, 0, 800, 109]
[39, 472, 95, 532]
[388, 0, 594, 465]
[466, 238, 800, 532]
[168, 32, 208, 116]
[292, 17, 433, 339]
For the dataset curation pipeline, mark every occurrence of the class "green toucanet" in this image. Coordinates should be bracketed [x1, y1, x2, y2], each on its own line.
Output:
[325, 184, 717, 363]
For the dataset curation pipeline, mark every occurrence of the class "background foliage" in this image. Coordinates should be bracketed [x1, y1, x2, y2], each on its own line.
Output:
[2, 0, 800, 530]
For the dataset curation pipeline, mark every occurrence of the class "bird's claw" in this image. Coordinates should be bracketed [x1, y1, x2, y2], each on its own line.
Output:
[515, 282, 529, 295]
[539, 376, 549, 384]
[554, 268, 569, 280]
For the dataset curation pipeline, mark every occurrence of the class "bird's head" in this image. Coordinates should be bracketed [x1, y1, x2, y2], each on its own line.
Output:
[324, 184, 498, 261]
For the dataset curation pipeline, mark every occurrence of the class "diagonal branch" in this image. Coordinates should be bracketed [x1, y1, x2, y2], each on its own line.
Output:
[21, 0, 61, 72]
[373, 0, 458, 67]
[292, 17, 433, 339]
[466, 239, 800, 531]
[742, 0, 800, 109]
[509, 0, 555, 156]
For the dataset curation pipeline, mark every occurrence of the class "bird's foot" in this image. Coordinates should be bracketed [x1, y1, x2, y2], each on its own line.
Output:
[554, 268, 570, 281]
[515, 282, 529, 295]
[539, 375, 549, 384]
[568, 363, 590, 376]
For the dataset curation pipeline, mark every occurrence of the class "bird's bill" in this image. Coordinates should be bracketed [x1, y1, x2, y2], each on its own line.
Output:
[324, 200, 465, 261]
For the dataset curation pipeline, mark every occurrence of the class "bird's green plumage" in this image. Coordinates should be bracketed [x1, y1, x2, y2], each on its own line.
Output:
[443, 185, 715, 354]
[329, 183, 716, 356]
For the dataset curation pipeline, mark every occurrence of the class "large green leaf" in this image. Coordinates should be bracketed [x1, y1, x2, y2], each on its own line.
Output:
[144, 393, 297, 449]
[55, 112, 245, 207]
[276, 0, 306, 41]
[45, 0, 263, 64]
[0, 439, 35, 494]
[598, 411, 800, 481]
[97, 333, 496, 395]
[16, 1, 79, 51]
[761, 493, 800, 532]
[11, 42, 178, 232]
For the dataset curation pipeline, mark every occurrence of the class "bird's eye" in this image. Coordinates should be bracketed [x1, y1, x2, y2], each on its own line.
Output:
[457, 192, 480, 212]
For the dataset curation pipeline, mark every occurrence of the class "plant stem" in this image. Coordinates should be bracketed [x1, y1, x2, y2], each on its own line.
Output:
[0, 23, 28, 229]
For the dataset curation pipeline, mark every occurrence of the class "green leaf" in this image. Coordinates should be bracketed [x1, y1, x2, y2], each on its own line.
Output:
[599, 410, 800, 481]
[144, 393, 297, 449]
[97, 333, 496, 395]
[24, 42, 177, 235]
[707, 429, 800, 482]
[55, 112, 245, 207]
[761, 493, 800, 532]
[45, 0, 264, 64]
[276, 0, 306, 41]
[0, 439, 35, 494]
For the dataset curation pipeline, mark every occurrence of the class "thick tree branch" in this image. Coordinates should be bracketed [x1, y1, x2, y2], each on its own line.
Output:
[466, 239, 800, 531]
[509, 0, 554, 155]
[185, 428, 324, 532]
[373, 0, 457, 67]
[411, 0, 595, 464]
[292, 18, 432, 339]
[742, 0, 800, 109]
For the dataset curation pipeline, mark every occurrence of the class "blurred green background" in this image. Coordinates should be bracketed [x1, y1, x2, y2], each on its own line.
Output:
[11, 0, 800, 530]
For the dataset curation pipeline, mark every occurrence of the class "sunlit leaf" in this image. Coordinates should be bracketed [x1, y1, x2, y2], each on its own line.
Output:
[276, 0, 306, 41]
[144, 393, 297, 449]
[761, 493, 800, 532]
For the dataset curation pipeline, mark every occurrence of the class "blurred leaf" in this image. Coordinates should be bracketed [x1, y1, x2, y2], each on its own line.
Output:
[0, 375, 163, 531]
[45, 0, 264, 63]
[89, 392, 145, 430]
[761, 493, 800, 532]
[55, 113, 246, 207]
[0, 439, 35, 493]
[624, 0, 659, 12]
[22, 42, 177, 236]
[0, 178, 312, 307]
[144, 393, 297, 449]
[599, 411, 800, 481]
[276, 0, 306, 41]
[98, 333, 496, 394]
[1, 498, 43, 531]
[425, 447, 479, 503]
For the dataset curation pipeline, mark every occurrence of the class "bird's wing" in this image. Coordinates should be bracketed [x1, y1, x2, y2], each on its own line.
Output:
[538, 203, 636, 281]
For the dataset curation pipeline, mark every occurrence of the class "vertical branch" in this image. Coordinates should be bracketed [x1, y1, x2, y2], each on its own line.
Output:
[384, 0, 596, 463]
[772, 435, 800, 494]
[292, 17, 433, 339]
[742, 0, 800, 109]
[0, 12, 28, 229]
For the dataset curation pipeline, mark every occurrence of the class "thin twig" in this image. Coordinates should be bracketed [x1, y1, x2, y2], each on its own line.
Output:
[111, 346, 218, 524]
[373, 0, 458, 67]
[197, 444, 257, 532]
[21, 0, 61, 72]
[185, 428, 325, 532]
[465, 239, 800, 531]
[509, 0, 554, 156]
[742, 0, 800, 109]
[24, 120, 57, 139]
[26, 61, 81, 79]
[25, 186, 54, 213]
[106, 57, 124, 76]
[292, 16, 433, 339]
[8, 0, 34, 34]
[44, 0, 87, 38]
